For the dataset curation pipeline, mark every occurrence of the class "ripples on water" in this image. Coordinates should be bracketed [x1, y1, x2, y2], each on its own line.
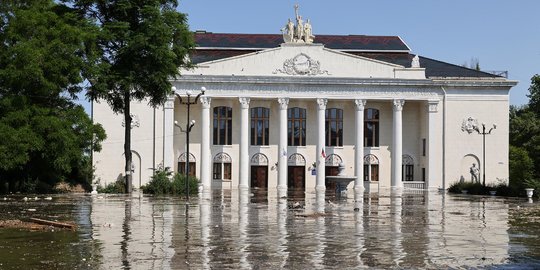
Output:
[1, 189, 540, 269]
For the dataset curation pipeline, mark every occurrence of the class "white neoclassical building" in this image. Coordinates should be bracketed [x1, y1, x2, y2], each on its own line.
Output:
[92, 15, 516, 192]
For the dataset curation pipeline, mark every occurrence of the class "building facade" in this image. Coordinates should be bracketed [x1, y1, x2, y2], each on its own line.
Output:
[92, 16, 516, 192]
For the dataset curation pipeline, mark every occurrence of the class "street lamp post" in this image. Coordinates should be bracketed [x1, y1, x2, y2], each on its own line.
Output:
[173, 86, 205, 200]
[474, 123, 496, 187]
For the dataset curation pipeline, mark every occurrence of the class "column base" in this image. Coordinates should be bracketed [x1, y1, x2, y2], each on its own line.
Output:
[315, 185, 326, 192]
[238, 184, 249, 190]
[353, 186, 365, 192]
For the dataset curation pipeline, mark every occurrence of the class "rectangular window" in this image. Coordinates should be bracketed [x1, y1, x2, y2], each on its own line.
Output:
[213, 163, 221, 179]
[325, 108, 343, 147]
[223, 163, 232, 180]
[213, 107, 232, 145]
[422, 138, 426, 156]
[422, 168, 426, 182]
[288, 107, 306, 146]
[251, 107, 270, 145]
[178, 162, 196, 177]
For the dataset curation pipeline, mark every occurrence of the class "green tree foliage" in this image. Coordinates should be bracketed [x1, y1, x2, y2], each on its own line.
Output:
[509, 145, 534, 191]
[68, 0, 194, 192]
[509, 74, 540, 194]
[0, 1, 105, 193]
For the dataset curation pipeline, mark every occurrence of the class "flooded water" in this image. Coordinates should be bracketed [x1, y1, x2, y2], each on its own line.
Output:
[1, 189, 540, 269]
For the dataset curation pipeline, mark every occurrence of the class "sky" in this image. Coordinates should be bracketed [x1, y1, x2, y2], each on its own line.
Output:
[78, 0, 540, 113]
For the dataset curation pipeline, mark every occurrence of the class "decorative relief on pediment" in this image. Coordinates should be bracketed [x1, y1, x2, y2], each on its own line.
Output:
[402, 154, 414, 165]
[213, 152, 232, 163]
[364, 154, 379, 165]
[288, 153, 306, 166]
[325, 154, 343, 167]
[273, 53, 329, 76]
[250, 153, 269, 166]
[178, 152, 196, 162]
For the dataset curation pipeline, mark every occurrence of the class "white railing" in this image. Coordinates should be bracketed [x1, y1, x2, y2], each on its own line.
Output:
[403, 181, 425, 190]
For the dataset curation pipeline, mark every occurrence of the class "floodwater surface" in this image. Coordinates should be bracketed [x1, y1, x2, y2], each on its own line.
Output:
[1, 189, 540, 269]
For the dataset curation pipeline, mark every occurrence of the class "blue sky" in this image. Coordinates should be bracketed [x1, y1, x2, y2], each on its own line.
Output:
[78, 0, 540, 112]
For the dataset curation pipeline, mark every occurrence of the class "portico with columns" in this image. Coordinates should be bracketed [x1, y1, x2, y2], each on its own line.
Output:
[92, 14, 515, 192]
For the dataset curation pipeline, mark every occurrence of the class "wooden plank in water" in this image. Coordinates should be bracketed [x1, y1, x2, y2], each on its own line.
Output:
[29, 218, 75, 230]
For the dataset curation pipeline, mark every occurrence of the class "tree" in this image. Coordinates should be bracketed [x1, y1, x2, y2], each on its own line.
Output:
[0, 0, 105, 192]
[527, 75, 540, 116]
[509, 145, 534, 191]
[69, 0, 194, 192]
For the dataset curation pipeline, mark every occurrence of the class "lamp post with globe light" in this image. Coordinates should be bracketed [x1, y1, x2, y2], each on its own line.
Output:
[474, 122, 496, 187]
[173, 86, 205, 200]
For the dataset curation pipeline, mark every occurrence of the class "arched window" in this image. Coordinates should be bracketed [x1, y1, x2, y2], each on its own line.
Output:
[364, 108, 379, 147]
[251, 107, 270, 145]
[213, 106, 232, 145]
[326, 108, 343, 146]
[364, 154, 379, 181]
[288, 107, 306, 146]
[213, 152, 232, 180]
[178, 152, 196, 177]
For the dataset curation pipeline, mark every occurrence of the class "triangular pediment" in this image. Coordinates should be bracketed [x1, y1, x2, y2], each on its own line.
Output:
[182, 44, 425, 79]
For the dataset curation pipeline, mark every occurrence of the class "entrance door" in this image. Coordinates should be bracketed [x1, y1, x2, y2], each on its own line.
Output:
[287, 166, 305, 190]
[325, 166, 339, 190]
[251, 166, 268, 188]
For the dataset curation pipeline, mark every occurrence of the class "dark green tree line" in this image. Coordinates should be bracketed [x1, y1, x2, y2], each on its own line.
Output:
[509, 75, 540, 192]
[0, 0, 105, 193]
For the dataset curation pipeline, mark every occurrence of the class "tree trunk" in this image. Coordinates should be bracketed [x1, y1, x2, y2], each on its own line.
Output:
[124, 90, 133, 193]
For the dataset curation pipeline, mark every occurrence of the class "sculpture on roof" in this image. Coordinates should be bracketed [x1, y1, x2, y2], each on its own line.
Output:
[411, 55, 421, 68]
[281, 4, 314, 44]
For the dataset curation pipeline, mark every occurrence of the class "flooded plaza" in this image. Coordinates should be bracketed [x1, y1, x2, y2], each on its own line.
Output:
[1, 189, 540, 269]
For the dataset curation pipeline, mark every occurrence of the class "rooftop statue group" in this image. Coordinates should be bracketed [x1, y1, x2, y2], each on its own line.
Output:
[281, 5, 314, 44]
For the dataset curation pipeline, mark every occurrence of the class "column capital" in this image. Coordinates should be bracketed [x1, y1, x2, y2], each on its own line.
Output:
[393, 99, 405, 111]
[428, 100, 439, 113]
[277, 97, 289, 110]
[354, 99, 367, 111]
[316, 98, 327, 110]
[239, 97, 250, 109]
[200, 96, 212, 109]
[164, 96, 175, 109]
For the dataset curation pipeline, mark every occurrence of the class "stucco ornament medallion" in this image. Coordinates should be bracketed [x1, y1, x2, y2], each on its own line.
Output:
[461, 117, 479, 134]
[274, 53, 328, 76]
[122, 114, 140, 128]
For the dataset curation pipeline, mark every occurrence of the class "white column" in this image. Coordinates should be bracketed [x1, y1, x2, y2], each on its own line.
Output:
[163, 96, 175, 170]
[239, 97, 250, 190]
[392, 99, 405, 188]
[316, 98, 327, 191]
[277, 98, 289, 191]
[354, 99, 366, 190]
[200, 96, 212, 190]
[427, 100, 439, 189]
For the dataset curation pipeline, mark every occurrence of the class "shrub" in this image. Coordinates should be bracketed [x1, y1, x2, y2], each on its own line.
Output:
[98, 179, 126, 194]
[172, 174, 199, 195]
[141, 166, 199, 195]
[141, 166, 173, 195]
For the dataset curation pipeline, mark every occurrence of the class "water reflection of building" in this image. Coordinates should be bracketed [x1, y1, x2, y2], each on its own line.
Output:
[88, 190, 511, 268]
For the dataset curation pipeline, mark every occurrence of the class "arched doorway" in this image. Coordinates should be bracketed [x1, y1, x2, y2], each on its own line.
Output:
[287, 153, 306, 190]
[178, 152, 196, 177]
[402, 154, 414, 181]
[325, 154, 343, 189]
[250, 153, 269, 188]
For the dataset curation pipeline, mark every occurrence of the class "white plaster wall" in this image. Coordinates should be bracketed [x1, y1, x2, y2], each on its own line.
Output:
[444, 88, 510, 186]
[92, 99, 165, 189]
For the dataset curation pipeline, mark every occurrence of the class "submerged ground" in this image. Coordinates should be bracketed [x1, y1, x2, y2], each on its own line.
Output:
[0, 189, 540, 269]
